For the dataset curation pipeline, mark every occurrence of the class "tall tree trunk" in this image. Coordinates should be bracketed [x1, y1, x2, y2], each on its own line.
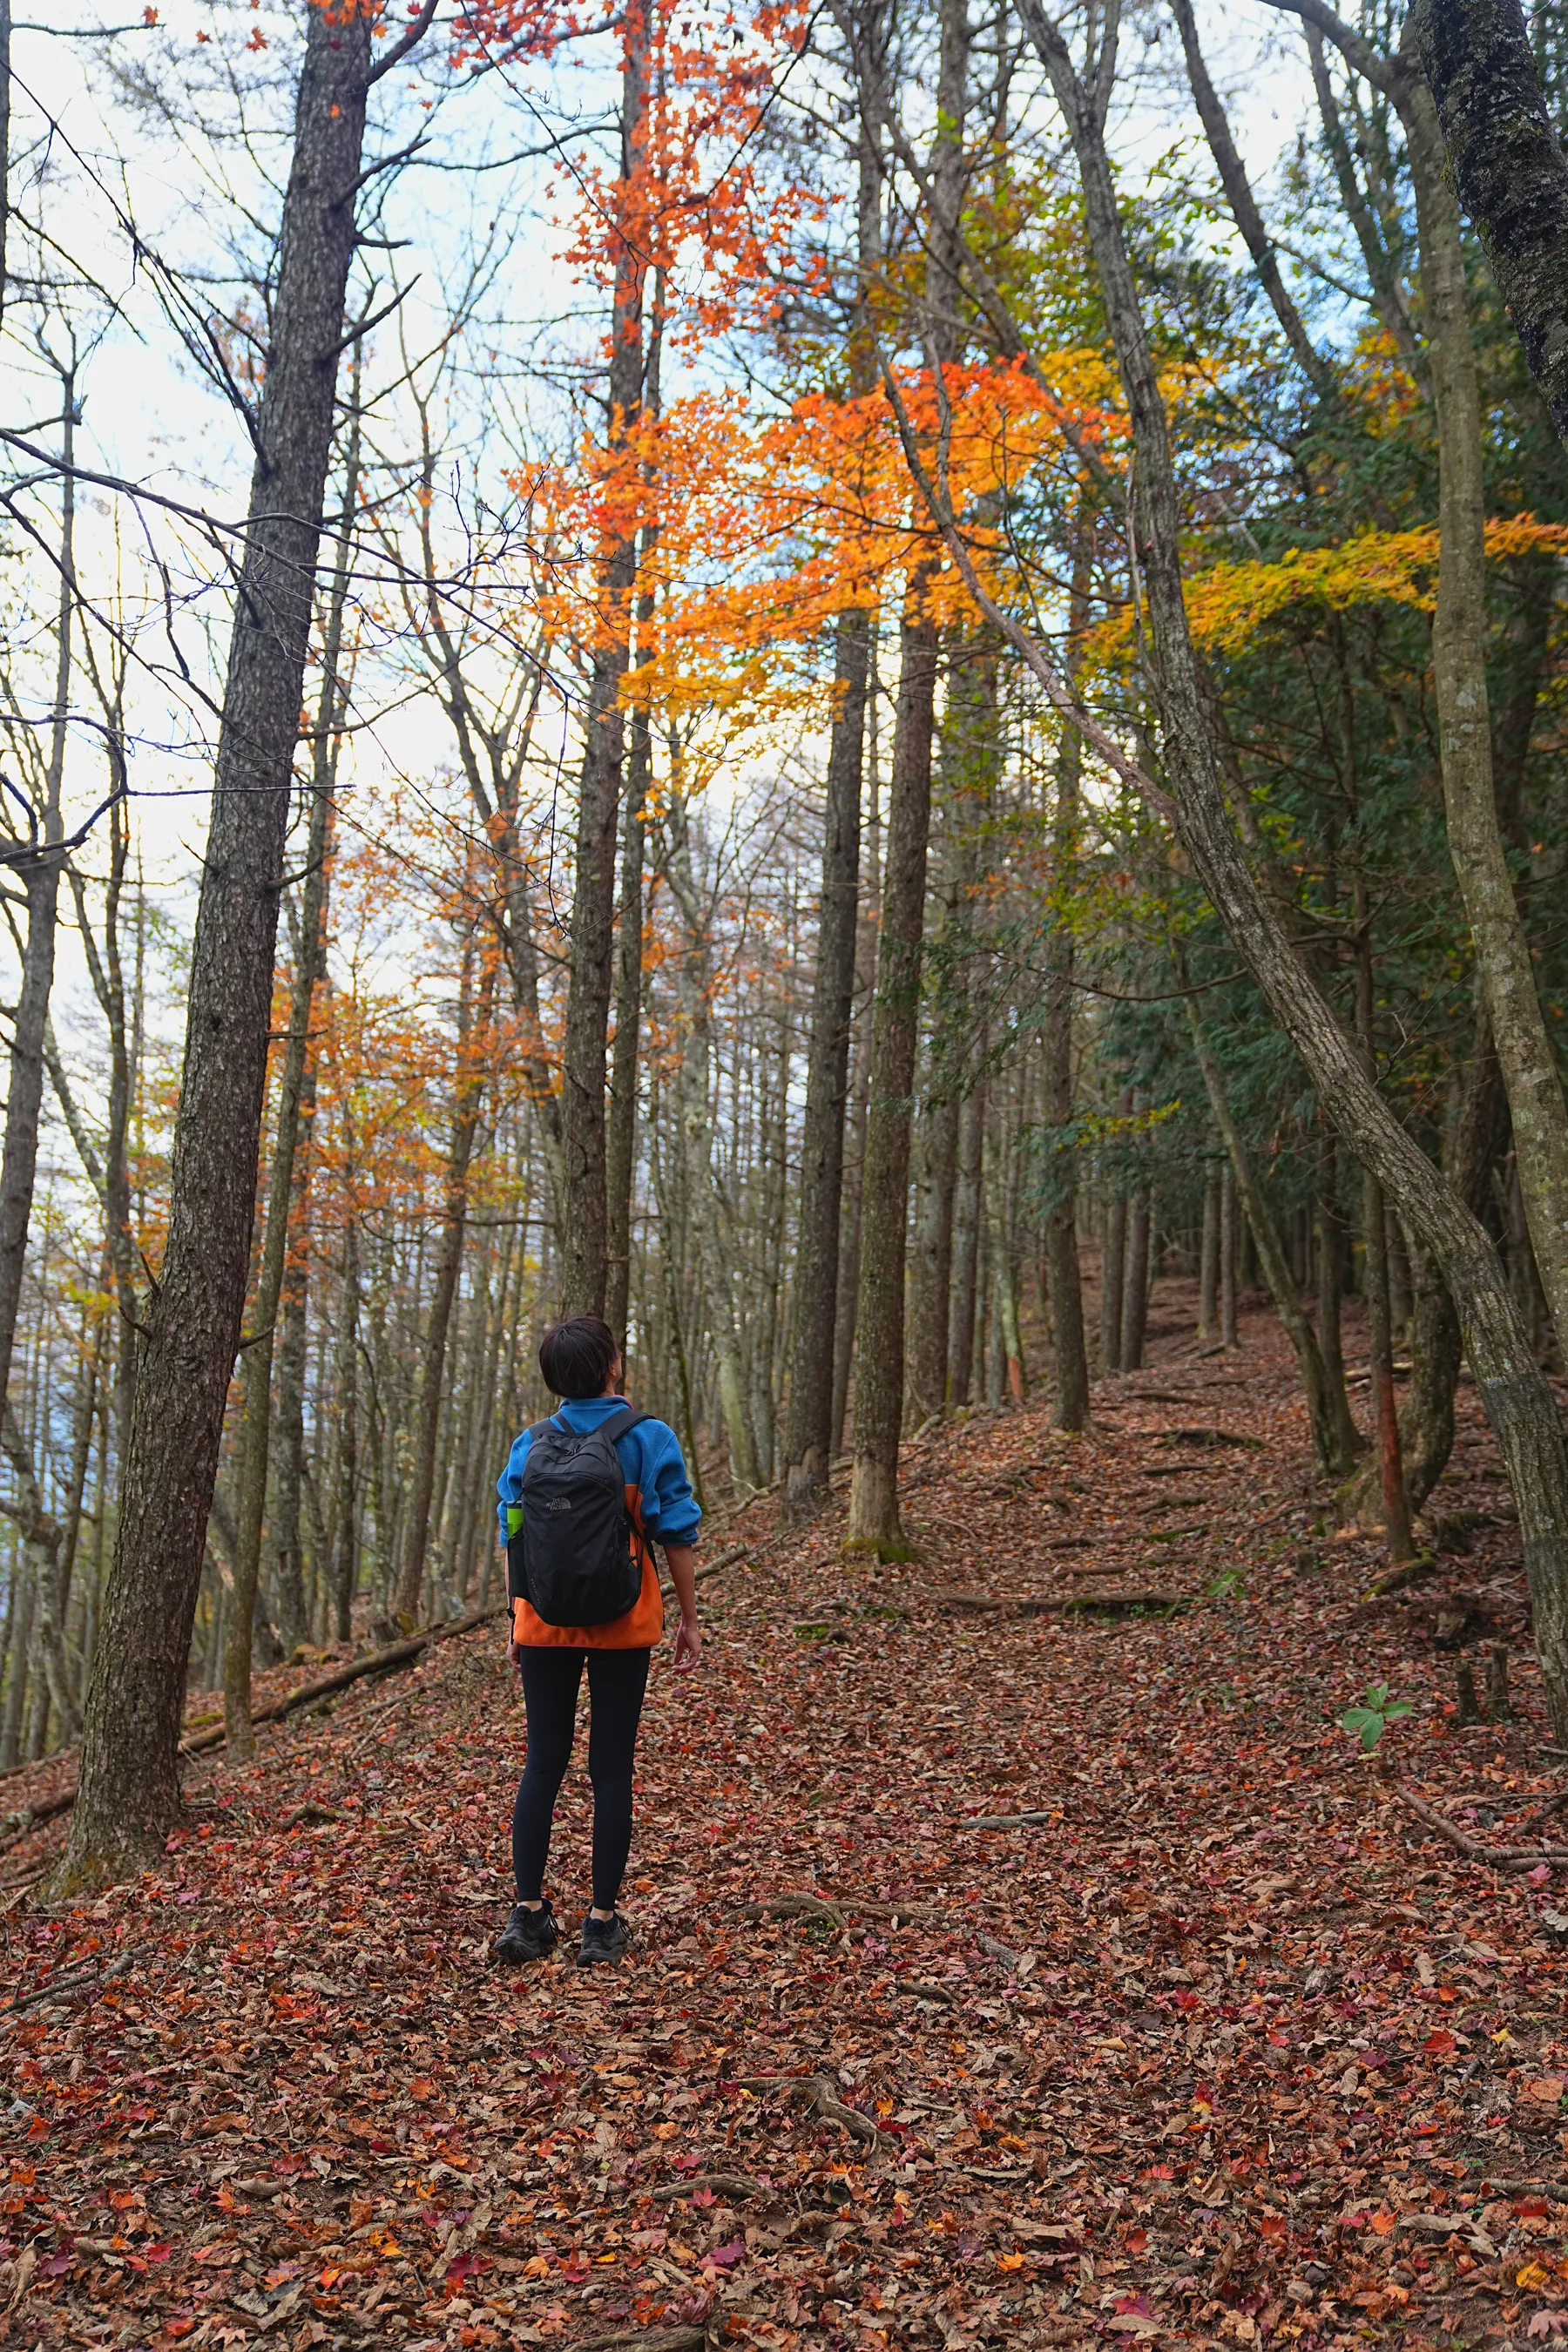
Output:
[1315, 1133, 1360, 1456]
[606, 284, 664, 1345]
[222, 398, 352, 1747]
[1044, 535, 1090, 1429]
[1120, 1177, 1151, 1374]
[1220, 1162, 1239, 1348]
[659, 800, 761, 1494]
[331, 1208, 360, 1643]
[51, 0, 434, 1892]
[947, 1063, 985, 1406]
[1022, 2, 1568, 1735]
[560, 12, 650, 1317]
[0, 386, 72, 1416]
[785, 614, 870, 1511]
[393, 942, 491, 1624]
[847, 597, 939, 1550]
[271, 1060, 316, 1648]
[1199, 1159, 1220, 1342]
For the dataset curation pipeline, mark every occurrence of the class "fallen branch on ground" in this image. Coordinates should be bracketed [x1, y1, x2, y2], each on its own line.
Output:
[645, 2171, 767, 2204]
[741, 1894, 846, 1929]
[277, 1801, 343, 1832]
[966, 1810, 1053, 1830]
[977, 1931, 1023, 1969]
[574, 2328, 707, 2352]
[0, 1606, 509, 1852]
[894, 1979, 959, 2006]
[1396, 1784, 1568, 1868]
[0, 1953, 130, 2021]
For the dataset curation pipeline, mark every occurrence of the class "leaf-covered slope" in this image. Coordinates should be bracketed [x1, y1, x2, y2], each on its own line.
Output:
[3, 1310, 1566, 2349]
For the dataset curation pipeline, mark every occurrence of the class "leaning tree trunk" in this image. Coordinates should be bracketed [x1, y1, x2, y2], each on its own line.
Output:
[782, 609, 868, 1517]
[1400, 79, 1568, 1363]
[1020, 0, 1568, 1736]
[50, 0, 434, 1891]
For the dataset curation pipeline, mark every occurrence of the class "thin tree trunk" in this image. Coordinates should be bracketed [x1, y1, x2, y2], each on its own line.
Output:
[0, 385, 72, 1416]
[560, 11, 650, 1317]
[1044, 536, 1090, 1428]
[1184, 980, 1356, 1477]
[606, 285, 665, 1346]
[1220, 1163, 1239, 1348]
[1315, 1134, 1362, 1463]
[271, 1059, 316, 1648]
[947, 1064, 985, 1407]
[331, 1210, 360, 1643]
[1120, 1179, 1151, 1375]
[783, 610, 868, 1510]
[1199, 1159, 1220, 1342]
[392, 943, 491, 1624]
[53, 0, 435, 1892]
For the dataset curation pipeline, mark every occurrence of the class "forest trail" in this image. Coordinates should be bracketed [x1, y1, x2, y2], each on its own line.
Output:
[3, 1303, 1566, 2352]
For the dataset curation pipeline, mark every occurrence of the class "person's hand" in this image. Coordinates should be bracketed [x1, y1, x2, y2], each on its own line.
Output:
[672, 1615, 702, 1671]
[506, 1638, 524, 1667]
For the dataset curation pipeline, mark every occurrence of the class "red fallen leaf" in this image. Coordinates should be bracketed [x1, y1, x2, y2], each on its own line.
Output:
[692, 2186, 716, 2207]
[163, 2323, 196, 2342]
[1260, 2216, 1287, 2240]
[706, 2237, 745, 2269]
[409, 2077, 436, 2101]
[1424, 2031, 1458, 2057]
[38, 2252, 71, 2277]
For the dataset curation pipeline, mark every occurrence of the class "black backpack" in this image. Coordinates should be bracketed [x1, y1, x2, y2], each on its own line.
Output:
[510, 1406, 650, 1628]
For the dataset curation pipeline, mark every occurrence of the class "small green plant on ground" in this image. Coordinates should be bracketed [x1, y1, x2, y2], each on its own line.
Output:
[1339, 1682, 1413, 1753]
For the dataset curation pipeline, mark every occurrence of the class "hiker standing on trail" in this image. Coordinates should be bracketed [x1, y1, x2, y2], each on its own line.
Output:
[493, 1315, 702, 1968]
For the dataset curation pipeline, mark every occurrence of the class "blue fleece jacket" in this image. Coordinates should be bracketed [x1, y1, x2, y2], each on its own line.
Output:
[496, 1396, 701, 1551]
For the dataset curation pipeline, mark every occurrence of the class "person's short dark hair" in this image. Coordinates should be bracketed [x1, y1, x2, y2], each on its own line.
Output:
[539, 1315, 619, 1400]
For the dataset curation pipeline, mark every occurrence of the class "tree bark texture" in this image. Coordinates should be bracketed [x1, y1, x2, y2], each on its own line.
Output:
[1410, 0, 1568, 437]
[783, 610, 867, 1515]
[223, 441, 348, 1748]
[52, 0, 399, 1892]
[847, 603, 939, 1551]
[1401, 78, 1568, 1363]
[1022, 0, 1568, 1735]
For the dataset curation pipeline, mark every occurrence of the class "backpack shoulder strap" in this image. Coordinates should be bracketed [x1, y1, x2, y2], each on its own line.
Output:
[597, 1404, 648, 1446]
[525, 1416, 563, 1442]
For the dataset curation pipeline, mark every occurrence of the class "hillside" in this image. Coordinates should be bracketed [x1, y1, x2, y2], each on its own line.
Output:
[3, 1305, 1566, 2351]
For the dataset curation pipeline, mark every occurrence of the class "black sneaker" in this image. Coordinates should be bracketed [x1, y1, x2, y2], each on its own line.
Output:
[494, 1900, 558, 1964]
[578, 1911, 631, 1967]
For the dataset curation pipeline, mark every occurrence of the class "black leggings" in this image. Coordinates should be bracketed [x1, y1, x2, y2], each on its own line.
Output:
[512, 1646, 651, 1912]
